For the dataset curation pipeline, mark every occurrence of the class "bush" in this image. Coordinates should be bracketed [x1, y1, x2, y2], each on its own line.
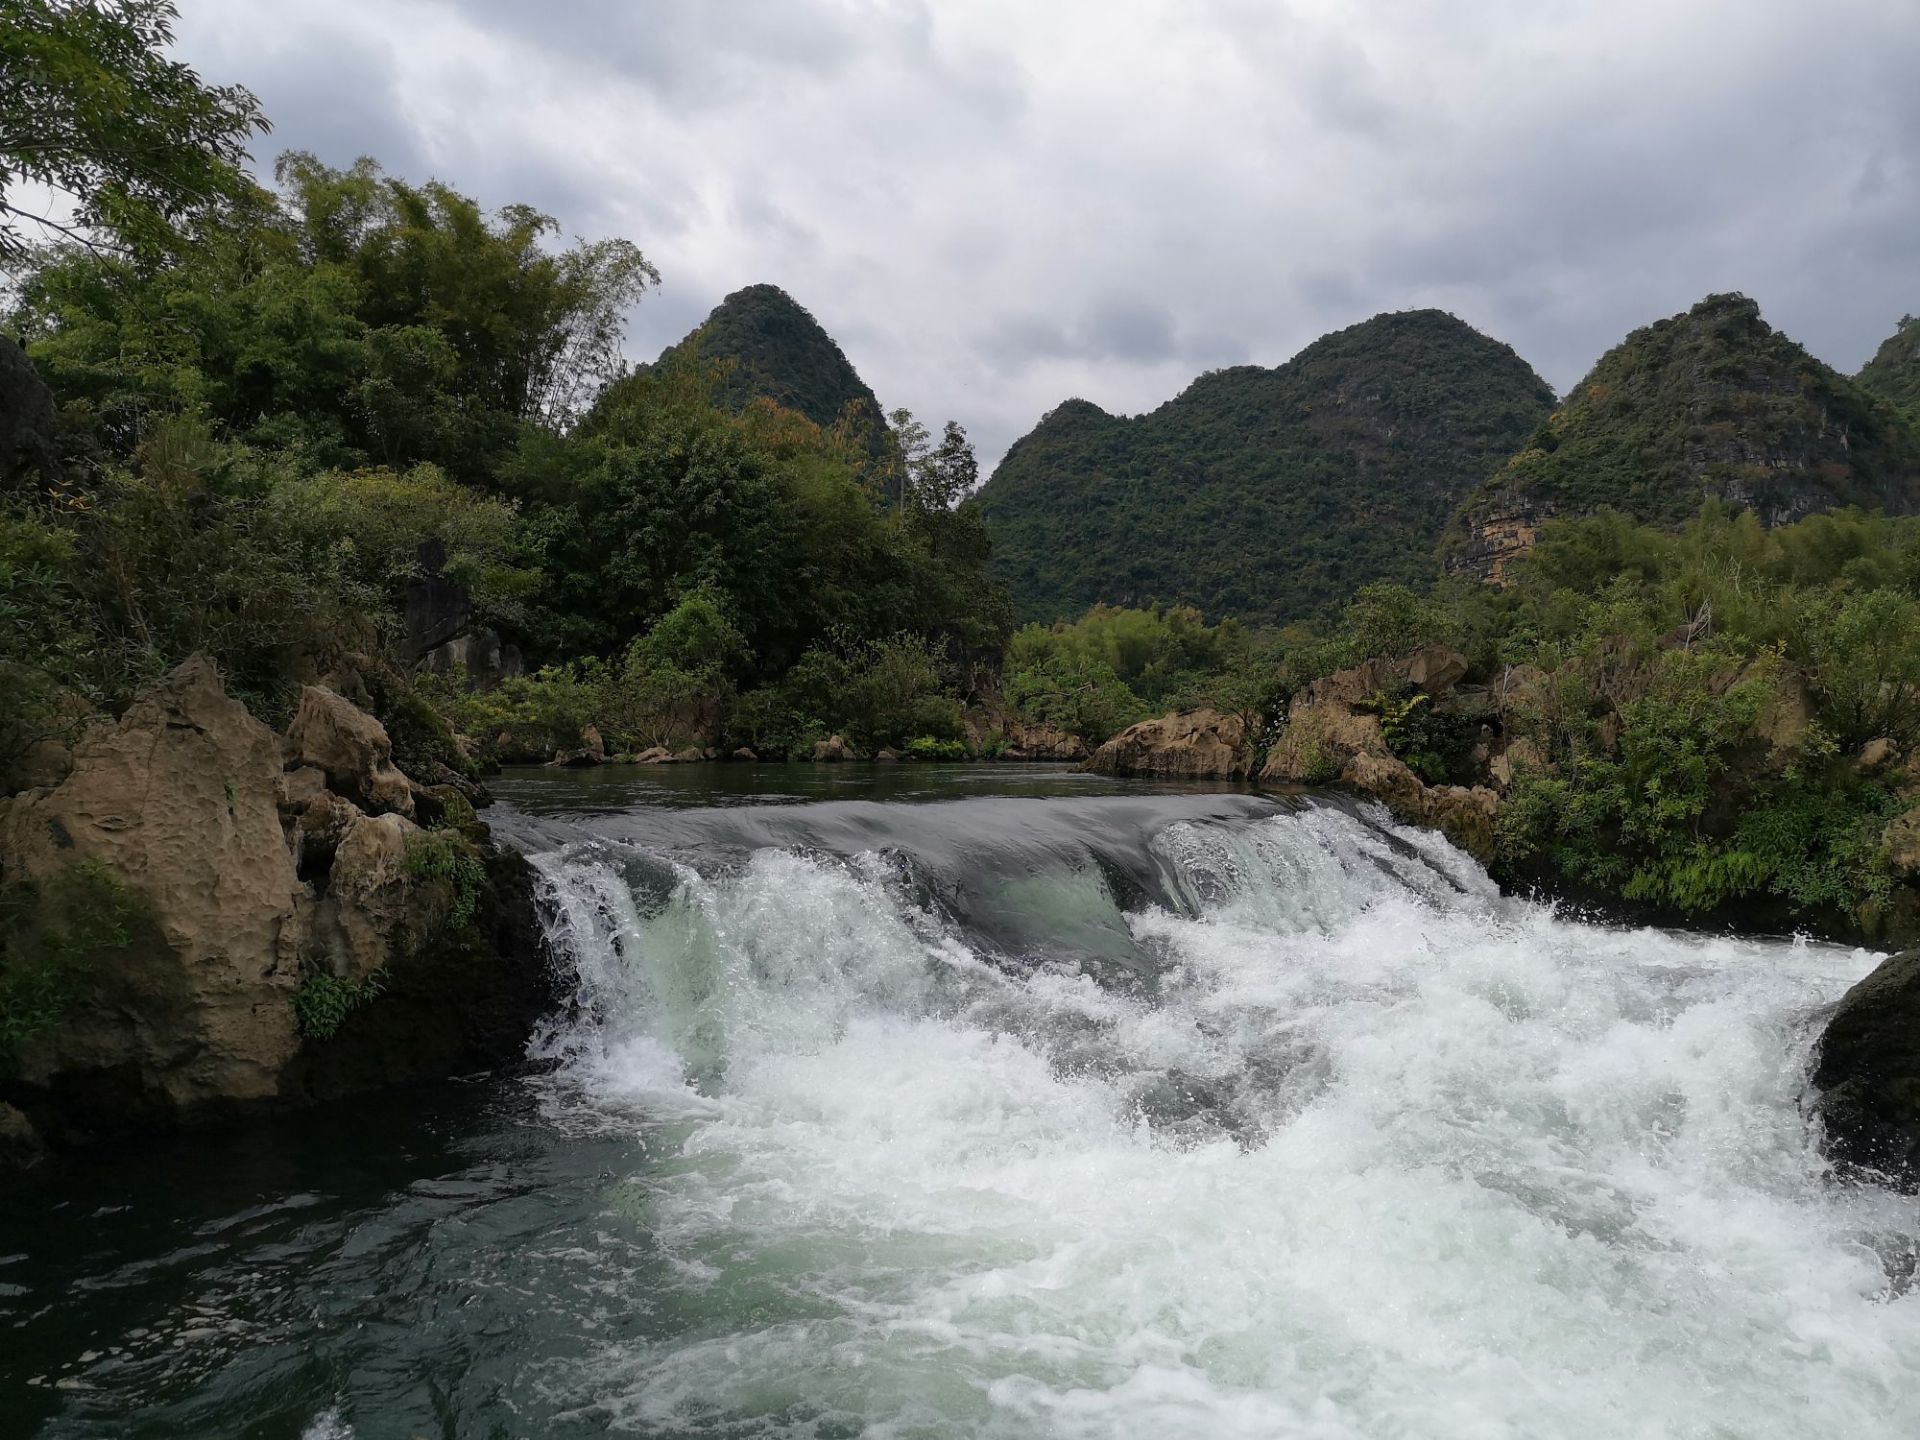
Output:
[0, 859, 152, 1058]
[293, 971, 386, 1041]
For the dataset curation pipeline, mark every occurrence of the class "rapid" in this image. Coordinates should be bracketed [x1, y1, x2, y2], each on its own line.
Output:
[8, 765, 1918, 1438]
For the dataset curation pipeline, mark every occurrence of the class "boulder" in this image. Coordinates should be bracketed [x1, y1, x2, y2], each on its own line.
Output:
[286, 685, 415, 818]
[301, 812, 435, 984]
[1812, 949, 1920, 1189]
[874, 747, 901, 763]
[0, 656, 550, 1143]
[1859, 738, 1899, 774]
[1405, 645, 1469, 695]
[1087, 710, 1253, 780]
[732, 747, 758, 762]
[0, 656, 305, 1120]
[1004, 724, 1090, 763]
[1885, 807, 1920, 881]
[673, 745, 705, 763]
[552, 724, 606, 767]
[635, 746, 672, 764]
[0, 1102, 45, 1168]
[812, 734, 853, 763]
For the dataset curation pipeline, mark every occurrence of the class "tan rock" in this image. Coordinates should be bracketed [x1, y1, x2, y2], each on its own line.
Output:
[1487, 736, 1550, 791]
[1005, 724, 1090, 763]
[1405, 646, 1469, 695]
[635, 746, 672, 764]
[1260, 699, 1386, 784]
[0, 655, 305, 1114]
[303, 812, 436, 983]
[731, 746, 758, 762]
[1886, 808, 1920, 881]
[0, 1102, 44, 1167]
[1087, 710, 1252, 779]
[1859, 737, 1898, 773]
[875, 747, 901, 762]
[286, 685, 415, 818]
[812, 734, 852, 763]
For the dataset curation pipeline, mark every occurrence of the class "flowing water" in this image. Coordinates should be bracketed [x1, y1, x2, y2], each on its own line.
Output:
[5, 764, 1919, 1438]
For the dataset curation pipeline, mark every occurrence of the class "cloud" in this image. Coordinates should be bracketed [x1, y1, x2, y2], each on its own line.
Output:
[168, 0, 1920, 469]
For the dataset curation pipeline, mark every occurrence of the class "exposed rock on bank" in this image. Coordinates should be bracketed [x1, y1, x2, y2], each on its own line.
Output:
[1260, 646, 1503, 857]
[0, 657, 549, 1148]
[1812, 949, 1920, 1191]
[1087, 710, 1255, 780]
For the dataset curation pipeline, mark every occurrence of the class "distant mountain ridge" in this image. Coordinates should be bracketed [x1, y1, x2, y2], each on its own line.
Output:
[1446, 294, 1920, 578]
[974, 309, 1556, 625]
[650, 283, 890, 449]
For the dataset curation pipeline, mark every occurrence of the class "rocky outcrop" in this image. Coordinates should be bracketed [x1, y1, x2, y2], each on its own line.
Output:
[0, 656, 549, 1147]
[0, 335, 61, 493]
[1259, 648, 1503, 857]
[812, 734, 855, 762]
[287, 685, 416, 818]
[552, 725, 606, 767]
[1811, 949, 1920, 1190]
[1086, 710, 1254, 780]
[1002, 723, 1090, 763]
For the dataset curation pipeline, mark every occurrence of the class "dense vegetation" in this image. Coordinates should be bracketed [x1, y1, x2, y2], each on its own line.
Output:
[5, 2, 1920, 950]
[0, 10, 1007, 772]
[1445, 295, 1920, 570]
[1859, 314, 1920, 428]
[974, 309, 1555, 625]
[646, 283, 892, 458]
[1282, 504, 1920, 936]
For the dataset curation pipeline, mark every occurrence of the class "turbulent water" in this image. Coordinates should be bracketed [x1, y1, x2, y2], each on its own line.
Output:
[7, 765, 1920, 1438]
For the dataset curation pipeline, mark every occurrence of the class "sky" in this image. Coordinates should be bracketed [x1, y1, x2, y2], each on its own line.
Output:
[171, 0, 1920, 469]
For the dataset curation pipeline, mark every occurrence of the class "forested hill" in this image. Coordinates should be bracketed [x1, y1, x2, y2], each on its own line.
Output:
[1446, 294, 1920, 578]
[650, 283, 890, 449]
[973, 309, 1555, 625]
[1859, 313, 1920, 427]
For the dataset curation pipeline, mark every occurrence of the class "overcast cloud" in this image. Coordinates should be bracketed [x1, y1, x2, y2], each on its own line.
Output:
[173, 0, 1920, 467]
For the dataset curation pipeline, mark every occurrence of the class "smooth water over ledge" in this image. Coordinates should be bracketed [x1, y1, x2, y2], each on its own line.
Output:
[5, 764, 1918, 1439]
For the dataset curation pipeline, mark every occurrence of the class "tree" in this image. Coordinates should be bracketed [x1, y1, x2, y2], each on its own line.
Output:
[0, 0, 270, 267]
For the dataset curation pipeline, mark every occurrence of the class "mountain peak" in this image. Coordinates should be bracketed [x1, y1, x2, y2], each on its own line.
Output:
[975, 308, 1554, 625]
[653, 284, 888, 446]
[1445, 295, 1920, 578]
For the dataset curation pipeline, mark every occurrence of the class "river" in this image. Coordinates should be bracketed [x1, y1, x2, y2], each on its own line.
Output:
[5, 764, 1918, 1438]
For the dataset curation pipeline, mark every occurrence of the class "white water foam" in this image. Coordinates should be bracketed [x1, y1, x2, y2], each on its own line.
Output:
[526, 803, 1920, 1438]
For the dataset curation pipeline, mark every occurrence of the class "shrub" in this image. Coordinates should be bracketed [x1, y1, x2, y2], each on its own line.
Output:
[293, 971, 386, 1041]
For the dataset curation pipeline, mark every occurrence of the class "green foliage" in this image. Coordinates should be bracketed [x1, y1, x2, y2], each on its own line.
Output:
[1448, 295, 1920, 557]
[293, 970, 385, 1042]
[649, 284, 891, 459]
[1000, 604, 1272, 740]
[404, 831, 486, 931]
[0, 859, 150, 1057]
[904, 736, 969, 761]
[0, 0, 269, 266]
[1857, 314, 1920, 428]
[14, 152, 656, 469]
[1371, 688, 1475, 785]
[977, 309, 1555, 625]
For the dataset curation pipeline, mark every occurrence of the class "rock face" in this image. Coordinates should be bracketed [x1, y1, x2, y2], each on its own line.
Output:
[1812, 949, 1920, 1189]
[0, 335, 61, 492]
[287, 685, 416, 818]
[0, 657, 549, 1145]
[1259, 648, 1503, 857]
[1002, 723, 1090, 763]
[1086, 710, 1253, 780]
[0, 657, 305, 1119]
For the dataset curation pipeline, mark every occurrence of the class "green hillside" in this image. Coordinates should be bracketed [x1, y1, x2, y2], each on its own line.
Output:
[651, 283, 889, 448]
[974, 309, 1555, 625]
[1859, 313, 1920, 426]
[1447, 294, 1920, 577]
